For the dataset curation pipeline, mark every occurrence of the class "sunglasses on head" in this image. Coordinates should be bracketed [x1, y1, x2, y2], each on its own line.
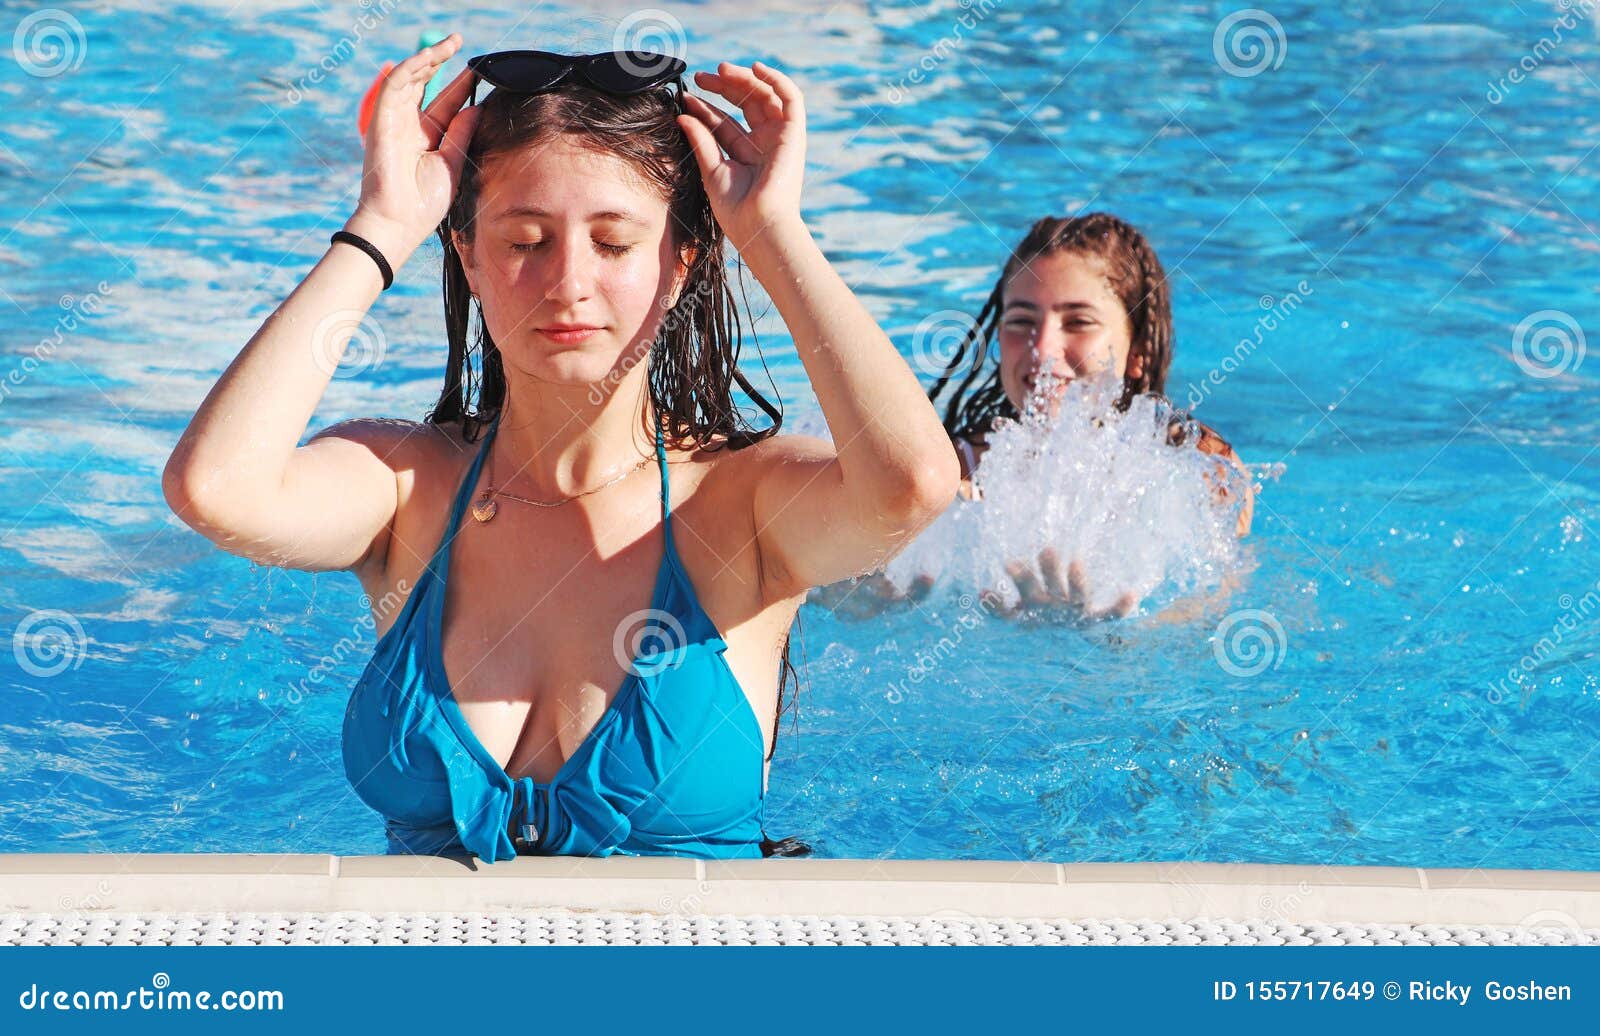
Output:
[466, 49, 688, 103]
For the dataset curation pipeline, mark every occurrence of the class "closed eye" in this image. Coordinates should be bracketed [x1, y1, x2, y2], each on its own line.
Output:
[507, 240, 636, 256]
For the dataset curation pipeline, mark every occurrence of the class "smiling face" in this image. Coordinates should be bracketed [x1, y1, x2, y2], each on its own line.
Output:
[996, 250, 1139, 413]
[452, 136, 690, 386]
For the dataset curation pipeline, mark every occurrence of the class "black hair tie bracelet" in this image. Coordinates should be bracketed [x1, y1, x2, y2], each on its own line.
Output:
[330, 230, 394, 291]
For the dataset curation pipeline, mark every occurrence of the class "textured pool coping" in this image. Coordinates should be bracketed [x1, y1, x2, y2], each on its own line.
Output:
[3, 855, 1598, 933]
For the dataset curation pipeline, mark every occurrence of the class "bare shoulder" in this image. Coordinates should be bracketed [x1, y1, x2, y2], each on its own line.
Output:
[736, 430, 836, 463]
[305, 415, 451, 471]
[315, 416, 478, 588]
[691, 429, 837, 490]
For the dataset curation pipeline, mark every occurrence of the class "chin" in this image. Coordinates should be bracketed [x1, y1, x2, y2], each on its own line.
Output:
[501, 345, 621, 387]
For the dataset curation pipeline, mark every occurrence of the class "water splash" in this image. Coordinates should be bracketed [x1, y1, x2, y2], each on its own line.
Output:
[884, 371, 1253, 615]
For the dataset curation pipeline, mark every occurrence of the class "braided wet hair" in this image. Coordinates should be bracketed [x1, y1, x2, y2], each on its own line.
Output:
[928, 212, 1175, 442]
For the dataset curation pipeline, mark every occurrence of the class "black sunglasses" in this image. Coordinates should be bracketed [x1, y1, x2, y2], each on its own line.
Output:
[466, 50, 688, 103]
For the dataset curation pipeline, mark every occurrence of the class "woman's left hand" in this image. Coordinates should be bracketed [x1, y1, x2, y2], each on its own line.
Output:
[1003, 548, 1142, 621]
[678, 61, 807, 252]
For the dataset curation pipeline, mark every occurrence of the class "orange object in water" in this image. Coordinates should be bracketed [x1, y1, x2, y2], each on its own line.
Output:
[357, 61, 395, 139]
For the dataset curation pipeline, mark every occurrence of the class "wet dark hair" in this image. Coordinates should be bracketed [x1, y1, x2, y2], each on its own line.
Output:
[425, 79, 809, 858]
[928, 212, 1176, 443]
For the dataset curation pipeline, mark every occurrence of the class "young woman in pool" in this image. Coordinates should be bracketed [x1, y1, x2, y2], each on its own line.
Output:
[822, 212, 1251, 620]
[933, 212, 1253, 616]
[161, 36, 959, 860]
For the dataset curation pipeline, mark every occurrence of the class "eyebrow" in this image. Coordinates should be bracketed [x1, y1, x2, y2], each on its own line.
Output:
[1003, 300, 1098, 313]
[490, 205, 648, 226]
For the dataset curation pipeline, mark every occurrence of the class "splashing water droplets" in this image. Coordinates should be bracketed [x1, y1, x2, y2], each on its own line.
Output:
[886, 373, 1250, 613]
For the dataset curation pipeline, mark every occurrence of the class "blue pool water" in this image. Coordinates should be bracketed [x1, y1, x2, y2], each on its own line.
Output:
[2, 1, 1597, 868]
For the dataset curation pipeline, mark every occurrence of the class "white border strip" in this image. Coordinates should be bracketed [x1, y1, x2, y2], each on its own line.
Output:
[3, 856, 1599, 929]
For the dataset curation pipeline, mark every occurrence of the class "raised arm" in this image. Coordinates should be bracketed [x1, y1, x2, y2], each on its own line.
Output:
[678, 62, 959, 597]
[161, 35, 480, 574]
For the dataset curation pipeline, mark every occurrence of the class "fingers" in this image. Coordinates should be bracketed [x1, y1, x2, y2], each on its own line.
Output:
[438, 104, 481, 185]
[676, 112, 726, 179]
[421, 64, 478, 150]
[1087, 592, 1139, 622]
[694, 63, 785, 128]
[1066, 560, 1091, 610]
[1005, 559, 1051, 607]
[750, 60, 804, 117]
[1039, 547, 1071, 602]
[379, 32, 462, 117]
[681, 92, 763, 163]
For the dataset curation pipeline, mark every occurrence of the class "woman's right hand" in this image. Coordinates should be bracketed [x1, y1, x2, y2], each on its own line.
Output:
[345, 32, 480, 268]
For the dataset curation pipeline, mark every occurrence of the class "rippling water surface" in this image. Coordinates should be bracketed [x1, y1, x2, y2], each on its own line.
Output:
[1, 1, 1597, 867]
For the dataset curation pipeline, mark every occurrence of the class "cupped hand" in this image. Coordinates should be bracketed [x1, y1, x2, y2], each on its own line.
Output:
[677, 61, 807, 252]
[810, 571, 935, 620]
[1000, 548, 1140, 621]
[347, 32, 480, 265]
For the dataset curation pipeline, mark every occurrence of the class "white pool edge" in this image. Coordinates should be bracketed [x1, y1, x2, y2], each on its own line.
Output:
[3, 855, 1598, 933]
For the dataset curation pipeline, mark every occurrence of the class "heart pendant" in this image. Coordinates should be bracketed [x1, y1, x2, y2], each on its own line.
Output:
[470, 494, 498, 523]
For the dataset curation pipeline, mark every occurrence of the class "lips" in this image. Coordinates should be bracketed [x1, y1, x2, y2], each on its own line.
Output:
[536, 324, 603, 344]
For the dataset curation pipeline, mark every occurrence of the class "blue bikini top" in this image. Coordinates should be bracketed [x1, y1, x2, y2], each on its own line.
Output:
[342, 408, 769, 860]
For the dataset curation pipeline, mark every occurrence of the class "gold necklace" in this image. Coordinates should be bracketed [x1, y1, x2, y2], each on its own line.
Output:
[471, 425, 653, 523]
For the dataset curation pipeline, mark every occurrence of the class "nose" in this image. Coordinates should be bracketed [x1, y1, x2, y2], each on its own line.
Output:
[541, 234, 595, 309]
[1029, 323, 1070, 378]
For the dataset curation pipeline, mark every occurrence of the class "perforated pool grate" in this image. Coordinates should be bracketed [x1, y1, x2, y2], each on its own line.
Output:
[4, 912, 1596, 946]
